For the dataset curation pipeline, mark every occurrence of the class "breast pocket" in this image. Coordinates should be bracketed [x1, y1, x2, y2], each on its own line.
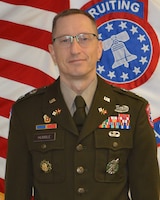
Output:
[30, 130, 65, 184]
[94, 129, 133, 183]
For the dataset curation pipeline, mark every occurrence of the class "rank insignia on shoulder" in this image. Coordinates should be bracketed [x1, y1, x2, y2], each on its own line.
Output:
[40, 160, 52, 173]
[106, 158, 119, 174]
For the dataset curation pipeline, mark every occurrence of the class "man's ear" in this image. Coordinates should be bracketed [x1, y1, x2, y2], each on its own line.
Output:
[48, 44, 57, 65]
[97, 40, 103, 61]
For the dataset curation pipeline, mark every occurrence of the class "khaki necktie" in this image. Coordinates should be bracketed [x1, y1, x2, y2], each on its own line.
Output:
[73, 95, 86, 132]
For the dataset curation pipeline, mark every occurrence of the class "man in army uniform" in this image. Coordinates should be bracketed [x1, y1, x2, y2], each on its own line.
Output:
[5, 8, 160, 200]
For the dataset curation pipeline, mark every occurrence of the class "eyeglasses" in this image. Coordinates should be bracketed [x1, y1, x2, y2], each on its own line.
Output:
[53, 33, 98, 48]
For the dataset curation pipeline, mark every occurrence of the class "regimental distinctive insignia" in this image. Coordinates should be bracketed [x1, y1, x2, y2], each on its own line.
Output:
[43, 114, 51, 123]
[115, 105, 129, 113]
[99, 114, 130, 129]
[40, 160, 52, 173]
[98, 107, 107, 115]
[106, 158, 119, 174]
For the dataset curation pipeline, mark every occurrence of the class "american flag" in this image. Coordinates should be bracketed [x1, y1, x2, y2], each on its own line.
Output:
[0, 0, 160, 199]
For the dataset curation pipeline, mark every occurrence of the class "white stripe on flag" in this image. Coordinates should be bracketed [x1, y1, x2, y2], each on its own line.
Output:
[0, 157, 6, 180]
[0, 117, 9, 139]
[70, 0, 89, 8]
[0, 39, 59, 78]
[148, 0, 160, 36]
[0, 1, 56, 31]
[0, 77, 35, 101]
[131, 64, 160, 120]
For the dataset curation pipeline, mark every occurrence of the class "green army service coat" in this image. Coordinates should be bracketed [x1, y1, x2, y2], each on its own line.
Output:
[5, 76, 160, 200]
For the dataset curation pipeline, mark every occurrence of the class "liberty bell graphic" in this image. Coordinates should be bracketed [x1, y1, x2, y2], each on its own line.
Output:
[103, 31, 137, 69]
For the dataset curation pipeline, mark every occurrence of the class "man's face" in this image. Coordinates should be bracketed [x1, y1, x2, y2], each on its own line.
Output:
[49, 14, 102, 80]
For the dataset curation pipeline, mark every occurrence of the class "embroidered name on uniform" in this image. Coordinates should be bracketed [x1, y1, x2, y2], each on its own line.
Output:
[36, 123, 57, 130]
[99, 114, 130, 129]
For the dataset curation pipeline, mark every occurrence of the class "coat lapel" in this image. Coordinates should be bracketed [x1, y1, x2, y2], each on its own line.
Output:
[42, 79, 78, 135]
[41, 77, 117, 140]
[79, 77, 116, 141]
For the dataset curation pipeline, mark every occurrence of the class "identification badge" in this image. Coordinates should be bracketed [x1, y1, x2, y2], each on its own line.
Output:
[34, 132, 56, 142]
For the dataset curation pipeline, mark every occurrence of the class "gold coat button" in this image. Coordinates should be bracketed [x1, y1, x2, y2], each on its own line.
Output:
[41, 143, 47, 149]
[77, 187, 85, 194]
[113, 142, 118, 148]
[76, 144, 84, 151]
[76, 166, 85, 174]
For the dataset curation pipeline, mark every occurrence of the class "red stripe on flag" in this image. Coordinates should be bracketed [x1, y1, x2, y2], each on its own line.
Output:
[0, 137, 8, 159]
[0, 58, 54, 88]
[0, 98, 14, 118]
[0, 0, 70, 13]
[0, 20, 52, 52]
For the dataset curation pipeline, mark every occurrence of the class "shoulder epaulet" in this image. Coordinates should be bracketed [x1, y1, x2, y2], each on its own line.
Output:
[16, 86, 47, 103]
[113, 85, 147, 103]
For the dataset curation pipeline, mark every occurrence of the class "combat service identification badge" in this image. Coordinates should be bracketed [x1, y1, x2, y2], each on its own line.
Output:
[40, 160, 52, 173]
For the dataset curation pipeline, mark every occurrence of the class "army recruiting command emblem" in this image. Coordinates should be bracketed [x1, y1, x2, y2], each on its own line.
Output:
[82, 0, 160, 90]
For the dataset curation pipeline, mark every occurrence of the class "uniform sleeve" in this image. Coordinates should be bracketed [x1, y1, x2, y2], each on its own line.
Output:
[5, 106, 33, 200]
[128, 101, 160, 199]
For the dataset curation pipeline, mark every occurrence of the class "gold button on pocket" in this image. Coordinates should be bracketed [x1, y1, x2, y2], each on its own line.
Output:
[76, 166, 85, 174]
[77, 187, 85, 194]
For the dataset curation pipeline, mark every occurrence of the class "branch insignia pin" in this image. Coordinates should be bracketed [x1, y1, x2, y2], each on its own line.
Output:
[52, 108, 61, 116]
[98, 107, 107, 115]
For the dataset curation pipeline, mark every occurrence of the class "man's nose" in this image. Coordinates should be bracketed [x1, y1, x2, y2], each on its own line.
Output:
[70, 37, 81, 53]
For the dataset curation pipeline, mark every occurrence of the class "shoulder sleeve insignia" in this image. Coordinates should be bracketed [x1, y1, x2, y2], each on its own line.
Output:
[145, 104, 154, 128]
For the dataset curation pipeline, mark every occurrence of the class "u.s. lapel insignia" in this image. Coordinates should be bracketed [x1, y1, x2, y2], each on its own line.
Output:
[106, 158, 119, 174]
[98, 107, 107, 115]
[52, 108, 61, 116]
[49, 98, 56, 104]
[43, 114, 51, 123]
[40, 160, 52, 173]
[104, 96, 110, 103]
